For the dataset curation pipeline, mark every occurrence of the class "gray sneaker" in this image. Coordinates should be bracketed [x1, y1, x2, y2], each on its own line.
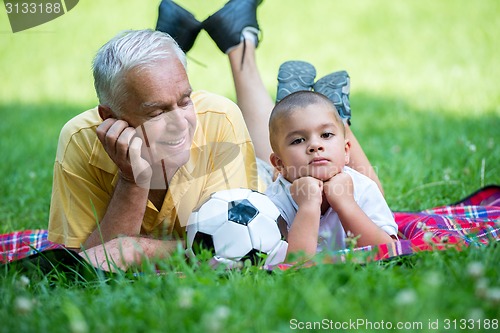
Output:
[313, 70, 351, 123]
[276, 61, 316, 103]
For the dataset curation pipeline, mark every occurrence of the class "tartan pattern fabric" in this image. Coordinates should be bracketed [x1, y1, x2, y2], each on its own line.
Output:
[0, 229, 63, 263]
[331, 203, 500, 263]
[273, 185, 500, 270]
[2, 186, 500, 266]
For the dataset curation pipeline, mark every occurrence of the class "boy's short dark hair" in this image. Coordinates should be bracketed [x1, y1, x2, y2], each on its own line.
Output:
[269, 91, 345, 152]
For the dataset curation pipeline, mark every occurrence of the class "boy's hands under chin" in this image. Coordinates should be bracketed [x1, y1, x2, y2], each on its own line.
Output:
[290, 176, 323, 210]
[323, 171, 355, 212]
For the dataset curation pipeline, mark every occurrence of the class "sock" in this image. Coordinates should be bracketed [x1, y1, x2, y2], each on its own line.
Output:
[225, 27, 259, 54]
[241, 27, 259, 46]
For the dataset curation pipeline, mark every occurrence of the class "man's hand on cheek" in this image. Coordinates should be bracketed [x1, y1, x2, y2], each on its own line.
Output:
[96, 118, 152, 188]
[128, 136, 153, 188]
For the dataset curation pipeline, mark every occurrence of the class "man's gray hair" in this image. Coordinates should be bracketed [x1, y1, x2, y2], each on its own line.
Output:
[92, 29, 187, 114]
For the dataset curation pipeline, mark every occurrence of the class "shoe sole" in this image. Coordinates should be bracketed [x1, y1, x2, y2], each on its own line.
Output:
[276, 61, 316, 103]
[202, 0, 261, 54]
[156, 0, 202, 53]
[313, 71, 351, 120]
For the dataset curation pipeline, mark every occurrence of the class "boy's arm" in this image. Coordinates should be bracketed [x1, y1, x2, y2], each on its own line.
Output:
[286, 177, 323, 260]
[286, 203, 321, 259]
[324, 172, 395, 247]
[334, 201, 394, 247]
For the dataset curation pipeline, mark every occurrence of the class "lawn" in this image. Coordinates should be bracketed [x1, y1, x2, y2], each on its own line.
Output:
[1, 0, 499, 332]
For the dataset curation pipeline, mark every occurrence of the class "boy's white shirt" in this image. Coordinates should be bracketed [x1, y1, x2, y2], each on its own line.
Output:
[265, 166, 398, 251]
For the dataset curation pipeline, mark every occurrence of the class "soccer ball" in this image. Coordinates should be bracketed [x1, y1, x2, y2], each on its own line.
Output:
[185, 188, 288, 267]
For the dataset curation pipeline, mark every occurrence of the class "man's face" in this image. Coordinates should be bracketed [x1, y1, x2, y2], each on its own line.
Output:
[120, 57, 196, 172]
[271, 102, 349, 182]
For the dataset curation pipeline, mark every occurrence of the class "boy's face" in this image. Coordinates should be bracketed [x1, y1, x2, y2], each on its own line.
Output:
[271, 102, 350, 182]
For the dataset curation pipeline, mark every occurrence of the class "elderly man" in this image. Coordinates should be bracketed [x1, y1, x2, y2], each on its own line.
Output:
[48, 29, 261, 270]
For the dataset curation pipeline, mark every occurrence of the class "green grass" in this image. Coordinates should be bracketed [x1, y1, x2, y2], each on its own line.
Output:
[1, 0, 499, 332]
[2, 246, 500, 332]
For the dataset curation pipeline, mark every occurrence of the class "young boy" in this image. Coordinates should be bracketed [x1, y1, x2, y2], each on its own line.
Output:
[265, 91, 397, 259]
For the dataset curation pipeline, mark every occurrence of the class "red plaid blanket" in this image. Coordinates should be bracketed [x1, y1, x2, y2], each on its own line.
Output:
[274, 185, 500, 269]
[2, 186, 499, 265]
[0, 229, 63, 263]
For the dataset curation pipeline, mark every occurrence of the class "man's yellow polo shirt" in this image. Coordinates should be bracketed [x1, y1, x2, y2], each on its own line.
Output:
[48, 91, 263, 248]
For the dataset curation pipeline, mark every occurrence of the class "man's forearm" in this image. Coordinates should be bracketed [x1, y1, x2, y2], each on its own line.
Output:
[84, 177, 149, 249]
